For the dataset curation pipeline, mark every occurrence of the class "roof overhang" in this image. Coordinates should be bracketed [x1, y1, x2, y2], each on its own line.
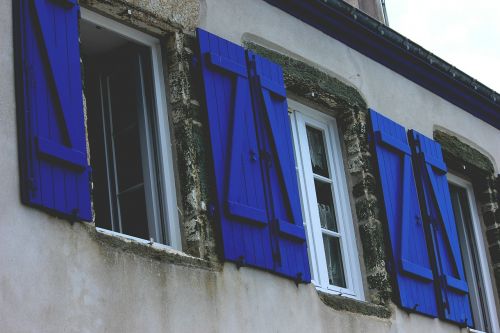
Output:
[263, 0, 500, 129]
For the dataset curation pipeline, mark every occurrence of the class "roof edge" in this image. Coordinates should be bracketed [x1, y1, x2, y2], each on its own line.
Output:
[263, 0, 500, 129]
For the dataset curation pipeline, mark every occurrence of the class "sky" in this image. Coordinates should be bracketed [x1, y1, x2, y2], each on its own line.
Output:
[384, 0, 500, 93]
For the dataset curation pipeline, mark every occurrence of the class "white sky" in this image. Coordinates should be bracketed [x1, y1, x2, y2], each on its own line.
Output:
[385, 0, 500, 93]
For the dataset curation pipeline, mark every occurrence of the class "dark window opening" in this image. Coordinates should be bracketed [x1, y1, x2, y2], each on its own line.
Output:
[81, 19, 167, 244]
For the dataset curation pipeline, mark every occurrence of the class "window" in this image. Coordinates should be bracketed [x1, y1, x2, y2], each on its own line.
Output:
[448, 175, 499, 333]
[290, 101, 364, 298]
[80, 9, 180, 248]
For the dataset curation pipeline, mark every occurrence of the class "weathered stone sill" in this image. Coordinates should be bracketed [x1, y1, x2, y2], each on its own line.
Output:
[83, 222, 219, 271]
[318, 291, 392, 319]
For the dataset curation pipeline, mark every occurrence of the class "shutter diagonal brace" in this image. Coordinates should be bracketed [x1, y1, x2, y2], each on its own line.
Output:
[374, 130, 433, 281]
[226, 76, 268, 224]
[400, 155, 433, 280]
[422, 161, 469, 293]
[32, 0, 86, 167]
[260, 87, 304, 235]
[32, 1, 76, 146]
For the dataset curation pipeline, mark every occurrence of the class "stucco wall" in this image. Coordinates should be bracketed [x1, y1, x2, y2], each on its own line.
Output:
[0, 0, 497, 332]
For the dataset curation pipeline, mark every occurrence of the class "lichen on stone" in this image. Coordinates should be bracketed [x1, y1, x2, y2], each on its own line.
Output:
[318, 291, 391, 318]
[245, 42, 366, 111]
[434, 130, 495, 175]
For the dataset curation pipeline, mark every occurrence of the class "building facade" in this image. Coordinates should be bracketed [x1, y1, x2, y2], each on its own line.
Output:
[1, 0, 499, 332]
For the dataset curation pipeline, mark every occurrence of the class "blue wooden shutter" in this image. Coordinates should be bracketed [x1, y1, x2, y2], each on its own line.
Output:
[15, 0, 91, 221]
[196, 29, 274, 270]
[370, 110, 437, 317]
[248, 52, 311, 283]
[409, 130, 473, 326]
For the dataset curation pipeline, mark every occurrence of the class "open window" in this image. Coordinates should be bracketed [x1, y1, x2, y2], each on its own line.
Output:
[80, 9, 180, 248]
[448, 174, 499, 333]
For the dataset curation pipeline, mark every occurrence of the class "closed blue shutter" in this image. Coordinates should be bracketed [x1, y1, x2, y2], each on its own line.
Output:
[197, 30, 310, 281]
[409, 130, 473, 326]
[249, 52, 310, 282]
[196, 29, 274, 270]
[370, 110, 438, 317]
[15, 0, 91, 221]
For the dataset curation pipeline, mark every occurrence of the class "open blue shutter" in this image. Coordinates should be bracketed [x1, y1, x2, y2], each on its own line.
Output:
[409, 130, 473, 327]
[370, 110, 438, 317]
[196, 29, 274, 270]
[197, 30, 310, 281]
[249, 52, 311, 283]
[15, 0, 91, 221]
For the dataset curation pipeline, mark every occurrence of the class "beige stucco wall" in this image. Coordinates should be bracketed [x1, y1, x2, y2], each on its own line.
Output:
[0, 0, 497, 332]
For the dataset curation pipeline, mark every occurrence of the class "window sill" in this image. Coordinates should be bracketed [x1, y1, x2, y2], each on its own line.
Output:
[317, 290, 392, 319]
[84, 223, 218, 271]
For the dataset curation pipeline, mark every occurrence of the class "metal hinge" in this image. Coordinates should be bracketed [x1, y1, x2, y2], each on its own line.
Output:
[26, 177, 37, 194]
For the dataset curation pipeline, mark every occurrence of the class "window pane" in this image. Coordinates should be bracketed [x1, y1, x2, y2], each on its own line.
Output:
[119, 186, 149, 240]
[315, 180, 338, 232]
[114, 126, 144, 192]
[323, 234, 346, 288]
[109, 72, 138, 132]
[306, 126, 329, 177]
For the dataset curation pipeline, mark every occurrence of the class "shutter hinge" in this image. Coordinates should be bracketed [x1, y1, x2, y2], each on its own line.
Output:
[24, 62, 35, 89]
[27, 177, 37, 194]
[386, 260, 393, 275]
[411, 303, 419, 311]
[294, 272, 303, 287]
[207, 203, 216, 219]
[70, 208, 79, 225]
[235, 256, 245, 270]
[249, 149, 257, 162]
[261, 150, 272, 168]
[191, 55, 199, 72]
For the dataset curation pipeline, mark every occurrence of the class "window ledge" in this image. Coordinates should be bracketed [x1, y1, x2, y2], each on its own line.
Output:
[317, 290, 392, 319]
[83, 223, 218, 271]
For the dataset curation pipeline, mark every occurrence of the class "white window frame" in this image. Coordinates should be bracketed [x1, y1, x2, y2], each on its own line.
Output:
[81, 8, 181, 250]
[447, 174, 499, 333]
[289, 100, 364, 299]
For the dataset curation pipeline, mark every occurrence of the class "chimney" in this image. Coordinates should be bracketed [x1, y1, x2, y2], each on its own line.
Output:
[343, 0, 388, 24]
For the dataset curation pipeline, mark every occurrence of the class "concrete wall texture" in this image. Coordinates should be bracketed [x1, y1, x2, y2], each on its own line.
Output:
[1, 0, 498, 332]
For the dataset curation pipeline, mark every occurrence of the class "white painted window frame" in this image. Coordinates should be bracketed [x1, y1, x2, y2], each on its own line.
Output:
[81, 8, 181, 250]
[447, 174, 499, 333]
[289, 100, 364, 300]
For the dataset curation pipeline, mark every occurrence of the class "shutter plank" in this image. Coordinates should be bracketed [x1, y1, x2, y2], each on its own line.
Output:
[249, 52, 311, 282]
[409, 130, 473, 326]
[197, 29, 273, 270]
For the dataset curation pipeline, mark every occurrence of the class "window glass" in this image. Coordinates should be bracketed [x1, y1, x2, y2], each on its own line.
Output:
[290, 102, 363, 299]
[314, 180, 338, 232]
[306, 126, 329, 178]
[449, 183, 491, 332]
[323, 234, 346, 288]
